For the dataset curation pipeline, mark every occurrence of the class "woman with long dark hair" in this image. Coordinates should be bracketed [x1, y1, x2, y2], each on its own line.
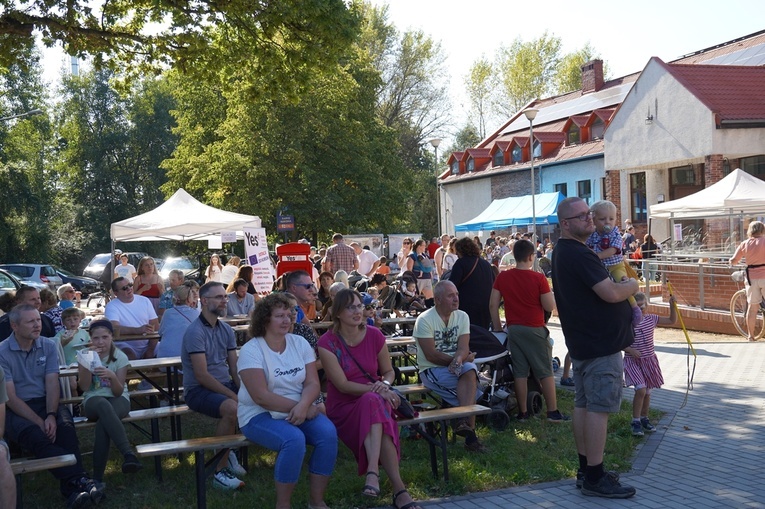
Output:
[448, 237, 495, 329]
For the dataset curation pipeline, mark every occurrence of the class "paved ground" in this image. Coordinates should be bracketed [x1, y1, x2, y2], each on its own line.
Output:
[404, 322, 765, 508]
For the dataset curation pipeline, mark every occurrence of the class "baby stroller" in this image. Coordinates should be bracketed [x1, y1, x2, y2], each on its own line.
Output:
[470, 325, 543, 431]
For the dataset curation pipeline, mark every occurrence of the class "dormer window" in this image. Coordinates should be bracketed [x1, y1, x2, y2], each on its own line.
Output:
[532, 140, 541, 159]
[567, 124, 580, 145]
[511, 145, 522, 163]
[493, 150, 503, 167]
[467, 158, 475, 172]
[591, 118, 605, 140]
[451, 160, 459, 174]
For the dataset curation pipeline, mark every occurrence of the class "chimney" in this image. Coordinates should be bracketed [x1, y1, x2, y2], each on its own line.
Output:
[581, 59, 604, 93]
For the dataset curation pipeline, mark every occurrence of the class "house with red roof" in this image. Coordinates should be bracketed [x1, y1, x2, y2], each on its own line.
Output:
[441, 30, 765, 244]
[605, 58, 765, 245]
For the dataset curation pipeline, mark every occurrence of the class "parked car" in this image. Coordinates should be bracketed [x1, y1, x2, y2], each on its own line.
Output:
[159, 256, 200, 282]
[0, 268, 22, 298]
[82, 252, 148, 282]
[54, 266, 100, 297]
[0, 263, 63, 291]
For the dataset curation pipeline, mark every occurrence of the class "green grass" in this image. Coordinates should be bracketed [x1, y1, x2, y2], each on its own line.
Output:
[18, 390, 659, 508]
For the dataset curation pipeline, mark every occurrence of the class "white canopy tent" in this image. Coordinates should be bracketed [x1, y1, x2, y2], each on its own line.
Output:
[111, 188, 261, 242]
[651, 169, 765, 219]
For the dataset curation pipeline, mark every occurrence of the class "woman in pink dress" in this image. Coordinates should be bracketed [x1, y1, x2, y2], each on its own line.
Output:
[317, 289, 420, 509]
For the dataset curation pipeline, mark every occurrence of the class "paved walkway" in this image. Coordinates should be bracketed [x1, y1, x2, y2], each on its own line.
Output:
[406, 326, 765, 508]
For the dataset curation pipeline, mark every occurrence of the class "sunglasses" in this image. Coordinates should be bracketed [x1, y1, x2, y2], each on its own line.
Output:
[403, 241, 411, 245]
[293, 283, 316, 289]
[119, 283, 134, 291]
[364, 304, 375, 310]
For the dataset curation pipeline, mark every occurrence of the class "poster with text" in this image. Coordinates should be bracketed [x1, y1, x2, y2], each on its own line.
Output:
[243, 228, 274, 293]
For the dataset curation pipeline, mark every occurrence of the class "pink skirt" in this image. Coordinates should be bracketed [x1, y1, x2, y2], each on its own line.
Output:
[624, 353, 664, 389]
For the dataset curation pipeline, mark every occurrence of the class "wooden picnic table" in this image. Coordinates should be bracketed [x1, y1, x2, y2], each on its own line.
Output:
[220, 315, 250, 326]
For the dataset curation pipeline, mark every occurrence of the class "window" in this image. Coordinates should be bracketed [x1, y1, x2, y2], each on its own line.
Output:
[591, 118, 605, 140]
[670, 166, 696, 185]
[740, 155, 765, 177]
[451, 161, 459, 174]
[554, 183, 567, 196]
[532, 140, 541, 159]
[577, 180, 591, 204]
[467, 158, 475, 172]
[567, 124, 580, 145]
[493, 150, 504, 167]
[630, 172, 647, 221]
[511, 145, 522, 163]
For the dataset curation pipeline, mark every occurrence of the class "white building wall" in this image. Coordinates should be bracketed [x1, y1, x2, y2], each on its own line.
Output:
[441, 177, 492, 236]
[606, 59, 716, 170]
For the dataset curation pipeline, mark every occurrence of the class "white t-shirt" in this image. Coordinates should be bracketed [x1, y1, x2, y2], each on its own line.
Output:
[220, 265, 239, 285]
[413, 307, 470, 371]
[442, 253, 458, 271]
[357, 249, 380, 275]
[236, 334, 315, 427]
[114, 264, 136, 282]
[104, 295, 158, 353]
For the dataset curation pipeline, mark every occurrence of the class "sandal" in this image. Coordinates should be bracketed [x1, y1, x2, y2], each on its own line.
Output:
[392, 489, 421, 509]
[362, 471, 380, 497]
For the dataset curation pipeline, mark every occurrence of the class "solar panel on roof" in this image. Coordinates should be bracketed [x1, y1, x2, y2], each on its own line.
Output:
[701, 43, 765, 66]
[498, 82, 633, 136]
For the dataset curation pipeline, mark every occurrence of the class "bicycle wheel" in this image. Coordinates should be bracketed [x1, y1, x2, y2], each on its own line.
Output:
[730, 289, 765, 339]
[87, 292, 105, 309]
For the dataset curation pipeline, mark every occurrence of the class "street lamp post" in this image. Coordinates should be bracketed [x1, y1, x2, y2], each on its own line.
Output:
[430, 138, 442, 236]
[0, 109, 43, 122]
[523, 108, 539, 270]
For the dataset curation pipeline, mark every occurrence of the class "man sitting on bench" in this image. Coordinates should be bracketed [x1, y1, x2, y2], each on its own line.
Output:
[413, 281, 485, 452]
[182, 282, 245, 491]
[0, 304, 103, 508]
[0, 365, 16, 509]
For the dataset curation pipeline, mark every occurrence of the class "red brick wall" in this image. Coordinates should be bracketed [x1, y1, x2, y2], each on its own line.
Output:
[604, 169, 622, 222]
[660, 263, 739, 311]
[704, 154, 724, 185]
[581, 60, 604, 93]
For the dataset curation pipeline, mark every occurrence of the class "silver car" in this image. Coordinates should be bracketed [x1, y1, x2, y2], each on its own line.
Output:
[0, 263, 63, 291]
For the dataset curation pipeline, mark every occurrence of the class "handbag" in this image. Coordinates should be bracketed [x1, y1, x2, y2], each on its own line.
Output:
[336, 333, 418, 420]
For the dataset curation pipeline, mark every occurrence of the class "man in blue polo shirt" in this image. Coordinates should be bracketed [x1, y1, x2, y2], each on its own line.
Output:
[0, 304, 103, 508]
[182, 282, 244, 491]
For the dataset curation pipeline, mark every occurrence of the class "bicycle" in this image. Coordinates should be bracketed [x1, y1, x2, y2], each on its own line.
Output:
[86, 283, 112, 309]
[729, 270, 765, 340]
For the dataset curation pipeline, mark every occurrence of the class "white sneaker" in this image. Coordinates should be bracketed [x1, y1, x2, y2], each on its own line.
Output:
[213, 468, 245, 490]
[227, 450, 247, 477]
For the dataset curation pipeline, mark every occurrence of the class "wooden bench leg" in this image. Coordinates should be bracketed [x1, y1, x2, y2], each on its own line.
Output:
[194, 450, 207, 509]
[15, 474, 22, 509]
[438, 419, 449, 481]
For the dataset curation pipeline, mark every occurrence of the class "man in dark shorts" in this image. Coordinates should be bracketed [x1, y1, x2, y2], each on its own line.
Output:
[551, 197, 639, 499]
[182, 282, 245, 490]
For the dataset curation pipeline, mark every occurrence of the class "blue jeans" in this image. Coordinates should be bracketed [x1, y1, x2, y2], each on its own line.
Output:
[241, 411, 337, 483]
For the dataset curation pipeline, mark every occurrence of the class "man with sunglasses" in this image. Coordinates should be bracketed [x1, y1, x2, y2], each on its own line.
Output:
[285, 271, 318, 323]
[551, 197, 638, 499]
[104, 277, 159, 360]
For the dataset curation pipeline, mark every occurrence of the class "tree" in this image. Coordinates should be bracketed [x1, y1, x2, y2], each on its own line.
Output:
[54, 68, 176, 255]
[555, 43, 608, 94]
[0, 0, 359, 97]
[464, 57, 494, 139]
[494, 32, 562, 116]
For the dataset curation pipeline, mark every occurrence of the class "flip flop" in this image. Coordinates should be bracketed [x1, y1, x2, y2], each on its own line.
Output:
[362, 471, 380, 497]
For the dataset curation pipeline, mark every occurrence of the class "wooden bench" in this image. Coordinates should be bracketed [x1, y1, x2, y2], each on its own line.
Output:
[76, 404, 191, 478]
[397, 404, 491, 481]
[11, 454, 77, 508]
[136, 434, 252, 509]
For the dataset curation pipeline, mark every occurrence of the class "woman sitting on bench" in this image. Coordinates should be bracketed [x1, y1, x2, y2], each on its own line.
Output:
[237, 293, 337, 509]
[318, 289, 421, 509]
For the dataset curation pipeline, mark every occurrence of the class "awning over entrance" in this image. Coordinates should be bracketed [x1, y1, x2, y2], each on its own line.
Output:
[455, 192, 565, 232]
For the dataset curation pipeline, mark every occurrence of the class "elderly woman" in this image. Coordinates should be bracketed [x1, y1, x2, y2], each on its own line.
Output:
[448, 237, 495, 329]
[404, 239, 434, 303]
[318, 289, 421, 509]
[238, 293, 337, 509]
[730, 220, 765, 341]
[157, 282, 200, 359]
[57, 283, 79, 310]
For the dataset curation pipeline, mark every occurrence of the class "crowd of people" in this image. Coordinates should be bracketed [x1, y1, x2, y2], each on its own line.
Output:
[3, 210, 763, 507]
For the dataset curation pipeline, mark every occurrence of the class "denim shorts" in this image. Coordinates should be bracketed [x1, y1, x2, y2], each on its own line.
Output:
[572, 352, 624, 413]
[185, 380, 238, 418]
